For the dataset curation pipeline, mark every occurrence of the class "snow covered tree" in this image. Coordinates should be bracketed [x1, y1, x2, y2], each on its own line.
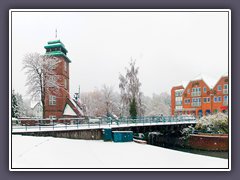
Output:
[80, 87, 121, 117]
[129, 97, 137, 119]
[22, 53, 61, 118]
[12, 90, 19, 118]
[143, 93, 171, 116]
[119, 59, 143, 117]
[102, 85, 114, 116]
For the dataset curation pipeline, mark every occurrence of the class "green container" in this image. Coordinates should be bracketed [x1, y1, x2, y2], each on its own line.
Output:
[103, 128, 112, 141]
[112, 131, 133, 142]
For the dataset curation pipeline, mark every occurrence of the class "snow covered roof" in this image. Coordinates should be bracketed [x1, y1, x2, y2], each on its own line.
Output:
[63, 104, 77, 116]
[30, 101, 42, 109]
[175, 89, 184, 92]
[69, 98, 84, 115]
[191, 74, 217, 88]
[175, 80, 189, 88]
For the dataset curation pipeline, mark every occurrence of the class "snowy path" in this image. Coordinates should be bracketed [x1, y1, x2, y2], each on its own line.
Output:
[11, 135, 228, 169]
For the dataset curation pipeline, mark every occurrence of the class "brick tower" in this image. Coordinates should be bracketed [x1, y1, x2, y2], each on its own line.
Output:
[44, 39, 71, 119]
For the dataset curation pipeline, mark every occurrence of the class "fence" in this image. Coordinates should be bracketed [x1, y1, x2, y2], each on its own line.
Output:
[12, 115, 197, 132]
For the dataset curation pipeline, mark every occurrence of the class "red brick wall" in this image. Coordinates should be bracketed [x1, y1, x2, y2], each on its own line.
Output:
[171, 75, 229, 117]
[44, 56, 70, 118]
[171, 86, 184, 115]
[188, 134, 228, 151]
[212, 76, 229, 112]
[182, 79, 212, 116]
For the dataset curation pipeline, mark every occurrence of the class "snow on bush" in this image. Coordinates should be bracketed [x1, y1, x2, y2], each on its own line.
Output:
[195, 113, 228, 134]
[181, 113, 228, 138]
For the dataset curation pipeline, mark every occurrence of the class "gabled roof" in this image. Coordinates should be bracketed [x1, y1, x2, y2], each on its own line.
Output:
[212, 74, 229, 89]
[30, 101, 42, 109]
[174, 80, 189, 89]
[63, 98, 84, 117]
[69, 98, 84, 116]
[63, 104, 77, 116]
[191, 74, 217, 89]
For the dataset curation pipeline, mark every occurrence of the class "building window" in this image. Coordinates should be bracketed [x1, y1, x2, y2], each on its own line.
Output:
[64, 79, 67, 89]
[184, 99, 190, 104]
[64, 61, 67, 71]
[191, 87, 201, 96]
[218, 96, 222, 102]
[192, 98, 201, 107]
[203, 97, 210, 103]
[224, 84, 228, 89]
[203, 87, 207, 93]
[223, 84, 228, 94]
[223, 95, 228, 105]
[214, 96, 218, 102]
[48, 75, 55, 87]
[224, 95, 228, 102]
[49, 95, 56, 105]
[49, 57, 58, 69]
[187, 89, 190, 94]
[218, 85, 222, 91]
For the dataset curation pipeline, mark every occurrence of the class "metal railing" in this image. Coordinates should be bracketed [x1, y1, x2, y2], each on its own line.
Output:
[12, 115, 197, 132]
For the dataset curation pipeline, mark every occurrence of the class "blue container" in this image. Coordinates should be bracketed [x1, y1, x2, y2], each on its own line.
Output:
[112, 131, 133, 142]
[103, 128, 112, 141]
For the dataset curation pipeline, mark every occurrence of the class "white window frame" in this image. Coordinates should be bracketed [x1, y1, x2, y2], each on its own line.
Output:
[64, 78, 67, 89]
[184, 98, 190, 104]
[192, 98, 201, 106]
[64, 61, 67, 72]
[214, 96, 218, 102]
[203, 87, 207, 93]
[224, 95, 228, 102]
[218, 85, 222, 91]
[218, 96, 222, 102]
[203, 97, 210, 103]
[49, 95, 56, 105]
[223, 84, 228, 94]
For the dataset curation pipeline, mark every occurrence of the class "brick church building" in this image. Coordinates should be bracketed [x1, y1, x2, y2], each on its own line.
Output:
[43, 39, 83, 119]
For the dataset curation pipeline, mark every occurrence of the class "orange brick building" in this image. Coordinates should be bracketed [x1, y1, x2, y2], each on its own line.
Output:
[44, 39, 83, 119]
[171, 75, 229, 117]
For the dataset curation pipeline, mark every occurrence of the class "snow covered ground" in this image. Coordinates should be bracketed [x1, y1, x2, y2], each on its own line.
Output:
[11, 135, 228, 170]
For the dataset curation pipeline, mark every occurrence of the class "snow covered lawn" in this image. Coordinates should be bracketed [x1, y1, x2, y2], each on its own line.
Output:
[11, 135, 228, 169]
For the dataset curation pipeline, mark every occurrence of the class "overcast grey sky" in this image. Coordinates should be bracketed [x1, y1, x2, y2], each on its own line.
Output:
[11, 10, 229, 98]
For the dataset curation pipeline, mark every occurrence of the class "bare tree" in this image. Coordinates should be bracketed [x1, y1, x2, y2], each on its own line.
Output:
[102, 85, 114, 115]
[80, 87, 121, 117]
[119, 59, 144, 117]
[81, 90, 105, 117]
[22, 53, 61, 118]
[143, 93, 171, 116]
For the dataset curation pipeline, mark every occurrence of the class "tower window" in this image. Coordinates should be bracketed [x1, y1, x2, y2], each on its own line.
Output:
[64, 78, 67, 89]
[64, 61, 67, 71]
[49, 95, 56, 105]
